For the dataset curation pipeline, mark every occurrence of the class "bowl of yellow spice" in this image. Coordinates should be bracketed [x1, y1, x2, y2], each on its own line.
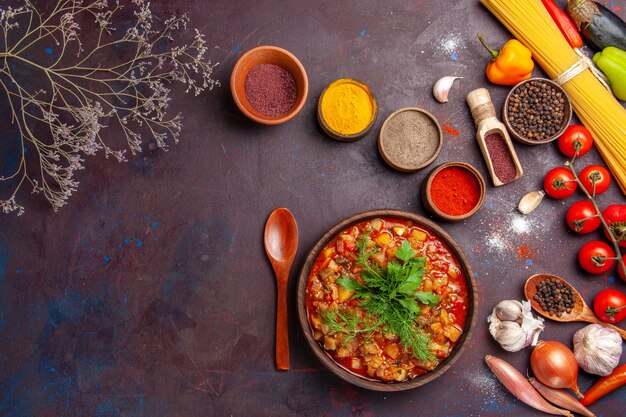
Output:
[317, 78, 377, 142]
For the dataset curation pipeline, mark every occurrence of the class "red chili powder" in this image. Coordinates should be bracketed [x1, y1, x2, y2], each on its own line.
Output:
[430, 166, 481, 216]
[244, 63, 297, 117]
[443, 123, 460, 136]
[517, 244, 535, 260]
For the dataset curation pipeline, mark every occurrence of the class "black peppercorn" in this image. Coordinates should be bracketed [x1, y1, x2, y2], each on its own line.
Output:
[533, 278, 576, 316]
[506, 81, 567, 142]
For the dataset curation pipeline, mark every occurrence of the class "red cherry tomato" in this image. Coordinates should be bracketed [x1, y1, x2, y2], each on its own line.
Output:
[603, 205, 626, 248]
[593, 288, 626, 323]
[557, 124, 593, 158]
[619, 254, 626, 282]
[543, 167, 577, 199]
[579, 165, 611, 195]
[578, 240, 615, 274]
[566, 201, 601, 234]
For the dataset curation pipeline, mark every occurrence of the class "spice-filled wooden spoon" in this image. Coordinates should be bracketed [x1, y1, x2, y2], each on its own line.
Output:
[264, 208, 299, 370]
[525, 274, 626, 341]
[466, 88, 523, 186]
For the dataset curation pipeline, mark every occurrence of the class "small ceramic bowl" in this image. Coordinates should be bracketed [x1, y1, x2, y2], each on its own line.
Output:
[317, 78, 377, 142]
[378, 107, 443, 172]
[502, 78, 572, 145]
[422, 162, 486, 222]
[230, 45, 308, 125]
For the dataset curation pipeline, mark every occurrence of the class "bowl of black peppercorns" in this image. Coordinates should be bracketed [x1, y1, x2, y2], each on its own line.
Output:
[502, 78, 572, 145]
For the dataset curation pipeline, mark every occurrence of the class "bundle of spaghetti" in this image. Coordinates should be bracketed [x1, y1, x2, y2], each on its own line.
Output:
[480, 0, 626, 194]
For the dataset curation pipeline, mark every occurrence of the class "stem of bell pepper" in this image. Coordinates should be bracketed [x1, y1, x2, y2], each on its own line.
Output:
[477, 33, 499, 60]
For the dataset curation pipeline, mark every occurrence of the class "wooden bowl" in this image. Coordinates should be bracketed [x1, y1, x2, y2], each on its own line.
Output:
[378, 108, 443, 172]
[296, 210, 478, 391]
[422, 162, 486, 222]
[317, 78, 377, 142]
[502, 78, 572, 145]
[230, 46, 308, 125]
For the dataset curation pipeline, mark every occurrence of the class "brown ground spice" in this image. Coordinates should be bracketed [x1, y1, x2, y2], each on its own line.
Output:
[244, 64, 297, 117]
[381, 110, 439, 169]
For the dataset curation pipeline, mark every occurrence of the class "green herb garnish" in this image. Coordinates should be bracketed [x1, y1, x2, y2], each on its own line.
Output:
[334, 237, 439, 361]
[321, 309, 378, 344]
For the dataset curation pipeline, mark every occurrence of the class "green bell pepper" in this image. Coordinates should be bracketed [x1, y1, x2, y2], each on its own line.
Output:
[593, 46, 626, 101]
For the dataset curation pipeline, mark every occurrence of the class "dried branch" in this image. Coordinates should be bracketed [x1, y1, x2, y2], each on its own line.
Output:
[0, 0, 219, 215]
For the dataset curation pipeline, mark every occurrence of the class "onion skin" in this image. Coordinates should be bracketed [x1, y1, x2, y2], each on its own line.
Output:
[529, 377, 596, 417]
[531, 341, 583, 398]
[485, 355, 573, 416]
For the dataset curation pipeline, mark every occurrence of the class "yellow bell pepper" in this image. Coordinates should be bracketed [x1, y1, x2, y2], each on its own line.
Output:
[477, 33, 534, 86]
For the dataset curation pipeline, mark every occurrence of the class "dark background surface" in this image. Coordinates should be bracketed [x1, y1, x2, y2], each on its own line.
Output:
[1, 0, 625, 416]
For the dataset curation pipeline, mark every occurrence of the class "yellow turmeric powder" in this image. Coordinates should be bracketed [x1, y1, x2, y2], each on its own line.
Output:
[320, 79, 376, 135]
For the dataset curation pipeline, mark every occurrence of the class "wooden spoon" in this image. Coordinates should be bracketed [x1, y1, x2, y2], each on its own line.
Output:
[525, 273, 626, 341]
[264, 208, 299, 370]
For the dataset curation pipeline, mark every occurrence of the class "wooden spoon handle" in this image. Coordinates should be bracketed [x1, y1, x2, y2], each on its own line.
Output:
[581, 309, 626, 341]
[276, 274, 290, 370]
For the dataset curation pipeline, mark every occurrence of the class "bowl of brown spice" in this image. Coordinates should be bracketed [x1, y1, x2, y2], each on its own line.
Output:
[502, 78, 571, 145]
[378, 107, 443, 172]
[230, 45, 308, 125]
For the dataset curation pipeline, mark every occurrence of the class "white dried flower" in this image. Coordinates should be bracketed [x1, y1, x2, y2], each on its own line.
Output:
[0, 0, 219, 214]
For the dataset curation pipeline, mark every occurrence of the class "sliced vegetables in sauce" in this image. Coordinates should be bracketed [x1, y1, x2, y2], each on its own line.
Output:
[305, 217, 469, 383]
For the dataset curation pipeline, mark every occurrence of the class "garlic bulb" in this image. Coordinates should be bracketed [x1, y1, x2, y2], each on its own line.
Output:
[573, 324, 622, 376]
[488, 300, 545, 352]
[432, 76, 462, 103]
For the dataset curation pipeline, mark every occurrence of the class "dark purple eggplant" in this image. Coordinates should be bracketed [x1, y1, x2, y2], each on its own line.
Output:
[567, 0, 626, 51]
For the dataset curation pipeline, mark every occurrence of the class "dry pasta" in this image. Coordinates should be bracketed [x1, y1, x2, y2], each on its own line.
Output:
[480, 0, 626, 194]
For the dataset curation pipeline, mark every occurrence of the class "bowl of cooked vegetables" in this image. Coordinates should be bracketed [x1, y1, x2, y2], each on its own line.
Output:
[296, 210, 478, 391]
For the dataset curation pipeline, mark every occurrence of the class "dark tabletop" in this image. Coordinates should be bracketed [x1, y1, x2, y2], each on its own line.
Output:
[1, 0, 625, 416]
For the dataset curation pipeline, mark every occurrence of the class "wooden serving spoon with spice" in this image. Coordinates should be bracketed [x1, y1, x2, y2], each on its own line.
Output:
[264, 208, 299, 370]
[525, 273, 626, 340]
[466, 88, 523, 186]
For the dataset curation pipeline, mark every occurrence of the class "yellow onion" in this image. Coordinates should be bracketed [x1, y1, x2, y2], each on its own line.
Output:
[531, 341, 582, 398]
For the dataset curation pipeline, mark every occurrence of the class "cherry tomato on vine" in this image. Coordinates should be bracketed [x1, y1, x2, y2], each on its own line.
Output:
[579, 165, 611, 195]
[544, 167, 577, 199]
[593, 289, 626, 323]
[578, 240, 615, 274]
[603, 205, 626, 248]
[566, 201, 601, 234]
[557, 124, 593, 158]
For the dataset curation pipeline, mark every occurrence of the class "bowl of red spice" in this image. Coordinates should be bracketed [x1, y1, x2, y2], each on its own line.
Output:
[422, 162, 486, 222]
[230, 45, 308, 125]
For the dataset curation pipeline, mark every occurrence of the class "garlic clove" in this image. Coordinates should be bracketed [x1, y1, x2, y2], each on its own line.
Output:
[518, 190, 545, 215]
[433, 76, 462, 103]
[488, 311, 500, 336]
[495, 321, 528, 352]
[520, 300, 545, 346]
[495, 300, 524, 322]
